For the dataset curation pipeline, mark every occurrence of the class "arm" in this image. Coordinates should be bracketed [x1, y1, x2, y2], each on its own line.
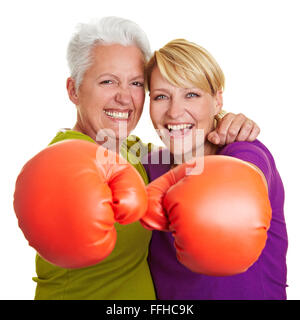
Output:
[14, 140, 148, 269]
[141, 154, 271, 276]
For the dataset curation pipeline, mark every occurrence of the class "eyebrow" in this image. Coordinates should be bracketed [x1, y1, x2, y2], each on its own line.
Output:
[183, 87, 202, 92]
[96, 73, 118, 81]
[151, 87, 203, 93]
[150, 88, 170, 94]
[130, 76, 145, 83]
[96, 73, 144, 81]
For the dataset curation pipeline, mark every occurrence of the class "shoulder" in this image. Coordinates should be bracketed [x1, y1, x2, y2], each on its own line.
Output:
[49, 129, 95, 145]
[142, 146, 171, 165]
[126, 135, 159, 158]
[217, 139, 274, 164]
[142, 147, 173, 183]
[217, 139, 277, 187]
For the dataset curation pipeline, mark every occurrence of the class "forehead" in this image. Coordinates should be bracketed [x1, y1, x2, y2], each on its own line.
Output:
[90, 44, 145, 72]
[150, 66, 194, 91]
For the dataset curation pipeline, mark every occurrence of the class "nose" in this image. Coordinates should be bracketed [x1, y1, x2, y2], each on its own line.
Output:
[115, 86, 132, 106]
[167, 100, 185, 119]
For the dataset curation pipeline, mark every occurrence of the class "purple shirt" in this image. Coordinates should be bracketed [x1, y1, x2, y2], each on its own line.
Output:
[143, 140, 288, 300]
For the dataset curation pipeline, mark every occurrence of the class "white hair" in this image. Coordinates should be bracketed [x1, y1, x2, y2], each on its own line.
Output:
[67, 16, 152, 91]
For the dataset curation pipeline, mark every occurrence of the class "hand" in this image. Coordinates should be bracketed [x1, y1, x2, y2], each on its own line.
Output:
[207, 112, 260, 145]
[141, 156, 271, 276]
[14, 139, 148, 269]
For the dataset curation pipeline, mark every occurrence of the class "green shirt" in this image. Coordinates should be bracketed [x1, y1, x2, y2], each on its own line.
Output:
[33, 130, 156, 300]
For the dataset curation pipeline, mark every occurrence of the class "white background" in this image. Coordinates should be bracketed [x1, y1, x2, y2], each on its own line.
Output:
[1, 0, 299, 300]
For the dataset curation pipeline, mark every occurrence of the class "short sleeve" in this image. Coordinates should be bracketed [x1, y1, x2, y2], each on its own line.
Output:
[217, 140, 274, 189]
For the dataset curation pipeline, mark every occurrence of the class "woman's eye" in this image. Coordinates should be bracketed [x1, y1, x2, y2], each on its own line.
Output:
[154, 94, 167, 100]
[132, 81, 144, 87]
[100, 80, 113, 85]
[186, 92, 199, 98]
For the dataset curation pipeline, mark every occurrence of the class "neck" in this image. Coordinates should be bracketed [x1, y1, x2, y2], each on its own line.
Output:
[72, 122, 124, 154]
[171, 139, 219, 169]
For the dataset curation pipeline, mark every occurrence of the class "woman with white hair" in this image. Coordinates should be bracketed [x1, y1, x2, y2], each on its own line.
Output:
[17, 17, 260, 300]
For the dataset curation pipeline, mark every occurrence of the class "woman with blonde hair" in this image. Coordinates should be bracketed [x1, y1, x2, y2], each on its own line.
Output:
[13, 16, 262, 300]
[142, 39, 288, 300]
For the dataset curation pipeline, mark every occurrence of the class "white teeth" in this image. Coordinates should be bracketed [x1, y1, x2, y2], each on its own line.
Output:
[104, 110, 129, 119]
[167, 124, 193, 130]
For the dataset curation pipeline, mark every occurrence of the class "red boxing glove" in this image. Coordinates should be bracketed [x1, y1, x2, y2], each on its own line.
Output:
[14, 139, 147, 269]
[141, 155, 271, 276]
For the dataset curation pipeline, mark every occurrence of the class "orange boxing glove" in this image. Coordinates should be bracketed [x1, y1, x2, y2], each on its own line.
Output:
[141, 155, 271, 276]
[14, 139, 147, 269]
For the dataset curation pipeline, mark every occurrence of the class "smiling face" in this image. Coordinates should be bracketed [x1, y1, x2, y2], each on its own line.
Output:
[149, 66, 223, 158]
[67, 44, 146, 143]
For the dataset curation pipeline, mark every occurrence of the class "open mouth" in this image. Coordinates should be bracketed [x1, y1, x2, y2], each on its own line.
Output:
[164, 123, 194, 137]
[104, 109, 132, 120]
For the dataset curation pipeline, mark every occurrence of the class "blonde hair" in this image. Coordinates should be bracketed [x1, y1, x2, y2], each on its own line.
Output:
[146, 39, 225, 95]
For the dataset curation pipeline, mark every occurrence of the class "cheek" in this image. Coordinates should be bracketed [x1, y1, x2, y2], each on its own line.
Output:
[133, 90, 145, 113]
[192, 100, 215, 122]
[149, 103, 159, 127]
[94, 88, 114, 106]
[79, 86, 102, 109]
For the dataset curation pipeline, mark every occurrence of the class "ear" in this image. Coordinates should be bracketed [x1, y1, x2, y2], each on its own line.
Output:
[66, 77, 79, 105]
[214, 90, 223, 115]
